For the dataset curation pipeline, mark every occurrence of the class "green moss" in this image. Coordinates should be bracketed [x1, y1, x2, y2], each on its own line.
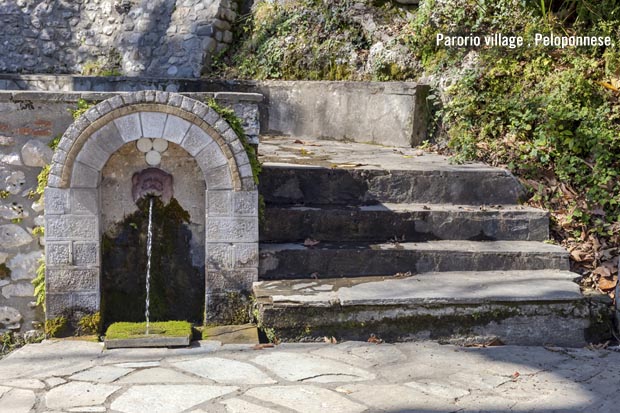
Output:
[206, 98, 261, 185]
[48, 134, 62, 151]
[45, 316, 67, 338]
[0, 264, 11, 280]
[102, 197, 203, 326]
[69, 99, 95, 121]
[105, 321, 192, 340]
[32, 226, 45, 238]
[78, 312, 102, 336]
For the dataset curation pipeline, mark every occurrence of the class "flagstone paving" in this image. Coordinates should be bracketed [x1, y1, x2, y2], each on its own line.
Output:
[0, 339, 619, 412]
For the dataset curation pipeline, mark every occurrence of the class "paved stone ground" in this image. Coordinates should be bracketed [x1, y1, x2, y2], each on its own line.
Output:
[0, 339, 619, 412]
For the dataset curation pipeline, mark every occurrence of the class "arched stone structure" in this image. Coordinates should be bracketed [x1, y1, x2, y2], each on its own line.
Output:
[44, 91, 259, 325]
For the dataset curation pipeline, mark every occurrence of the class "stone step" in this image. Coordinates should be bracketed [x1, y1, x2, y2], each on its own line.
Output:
[261, 204, 549, 243]
[253, 270, 612, 347]
[260, 164, 525, 206]
[258, 241, 569, 279]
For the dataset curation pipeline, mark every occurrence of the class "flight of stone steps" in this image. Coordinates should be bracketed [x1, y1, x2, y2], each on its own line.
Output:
[254, 136, 611, 347]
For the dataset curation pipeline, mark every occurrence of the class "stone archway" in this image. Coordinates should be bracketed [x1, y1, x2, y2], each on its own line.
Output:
[44, 91, 258, 326]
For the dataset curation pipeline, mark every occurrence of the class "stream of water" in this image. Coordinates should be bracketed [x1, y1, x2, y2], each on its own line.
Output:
[145, 197, 154, 335]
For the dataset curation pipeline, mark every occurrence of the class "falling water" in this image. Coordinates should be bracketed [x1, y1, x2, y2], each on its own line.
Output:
[145, 197, 154, 335]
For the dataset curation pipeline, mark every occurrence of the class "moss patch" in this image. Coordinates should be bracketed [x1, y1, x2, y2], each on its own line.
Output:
[0, 264, 11, 280]
[45, 316, 68, 338]
[105, 321, 192, 340]
[101, 197, 204, 327]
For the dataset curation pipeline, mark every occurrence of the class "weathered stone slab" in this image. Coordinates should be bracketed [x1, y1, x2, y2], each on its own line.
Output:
[220, 399, 279, 413]
[0, 388, 36, 413]
[46, 268, 98, 292]
[69, 366, 132, 383]
[70, 188, 99, 215]
[181, 124, 212, 155]
[110, 385, 238, 413]
[233, 191, 258, 216]
[45, 382, 120, 410]
[174, 357, 276, 384]
[71, 161, 100, 188]
[117, 367, 201, 384]
[44, 188, 69, 215]
[206, 190, 232, 216]
[21, 139, 53, 167]
[245, 385, 366, 413]
[46, 215, 98, 240]
[0, 306, 21, 330]
[163, 115, 192, 144]
[7, 251, 42, 281]
[0, 224, 33, 249]
[207, 217, 258, 242]
[258, 240, 570, 279]
[73, 242, 99, 266]
[196, 142, 228, 172]
[253, 352, 375, 383]
[46, 242, 72, 266]
[114, 114, 142, 143]
[1, 283, 34, 299]
[140, 112, 168, 139]
[202, 324, 259, 344]
[104, 335, 190, 349]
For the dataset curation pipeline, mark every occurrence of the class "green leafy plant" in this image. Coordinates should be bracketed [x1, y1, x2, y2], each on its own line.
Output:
[206, 98, 262, 185]
[105, 321, 192, 340]
[45, 316, 67, 338]
[70, 99, 95, 120]
[32, 258, 46, 310]
[78, 312, 102, 336]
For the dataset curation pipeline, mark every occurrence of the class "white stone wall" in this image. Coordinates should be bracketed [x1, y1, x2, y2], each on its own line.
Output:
[0, 0, 238, 77]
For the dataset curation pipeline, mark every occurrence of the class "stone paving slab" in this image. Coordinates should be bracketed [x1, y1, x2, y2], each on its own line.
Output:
[1, 339, 619, 412]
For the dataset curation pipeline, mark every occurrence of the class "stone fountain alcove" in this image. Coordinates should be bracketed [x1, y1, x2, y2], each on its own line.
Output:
[44, 91, 258, 328]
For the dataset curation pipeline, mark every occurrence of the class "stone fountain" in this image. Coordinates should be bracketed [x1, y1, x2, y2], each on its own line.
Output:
[44, 92, 259, 333]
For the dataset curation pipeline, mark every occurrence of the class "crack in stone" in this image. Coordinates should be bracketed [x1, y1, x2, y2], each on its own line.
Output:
[298, 373, 362, 382]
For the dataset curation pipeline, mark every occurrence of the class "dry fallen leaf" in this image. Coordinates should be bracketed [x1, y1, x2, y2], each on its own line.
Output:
[598, 276, 617, 291]
[304, 238, 321, 247]
[367, 334, 383, 344]
[253, 343, 275, 350]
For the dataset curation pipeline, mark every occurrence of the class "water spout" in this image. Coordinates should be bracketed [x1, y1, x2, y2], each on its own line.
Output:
[145, 197, 154, 335]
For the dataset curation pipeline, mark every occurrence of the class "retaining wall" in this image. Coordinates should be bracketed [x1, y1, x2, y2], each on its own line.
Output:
[0, 75, 430, 147]
[0, 0, 238, 77]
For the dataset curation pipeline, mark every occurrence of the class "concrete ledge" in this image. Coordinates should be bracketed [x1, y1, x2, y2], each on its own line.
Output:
[254, 271, 612, 347]
[0, 75, 429, 147]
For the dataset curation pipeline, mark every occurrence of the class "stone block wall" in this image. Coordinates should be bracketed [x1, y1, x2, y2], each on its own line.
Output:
[0, 75, 429, 147]
[0, 90, 261, 335]
[0, 0, 239, 77]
